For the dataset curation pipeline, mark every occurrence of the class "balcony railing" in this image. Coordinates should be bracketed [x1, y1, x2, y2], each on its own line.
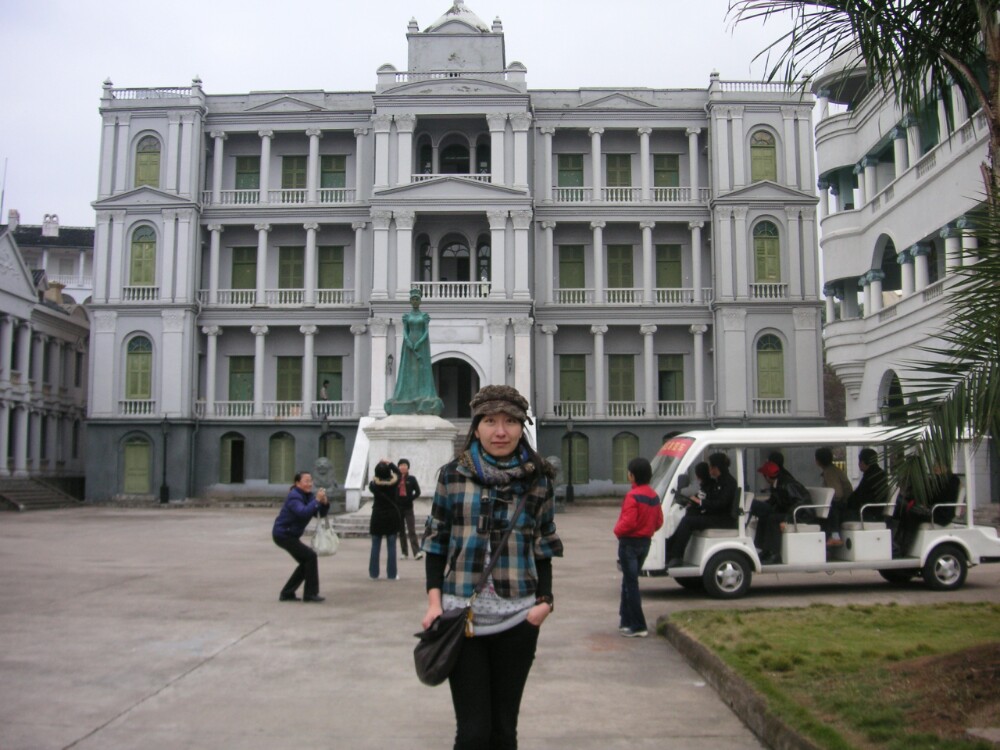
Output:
[318, 188, 355, 203]
[202, 188, 356, 206]
[269, 189, 307, 204]
[750, 283, 789, 300]
[122, 286, 159, 302]
[411, 281, 491, 299]
[316, 289, 355, 306]
[194, 400, 356, 419]
[119, 399, 157, 416]
[752, 398, 791, 416]
[552, 186, 710, 203]
[553, 288, 595, 304]
[200, 401, 255, 418]
[552, 187, 593, 202]
[553, 288, 713, 305]
[47, 274, 93, 287]
[657, 401, 698, 418]
[652, 187, 711, 202]
[264, 289, 305, 306]
[552, 400, 706, 419]
[313, 401, 354, 418]
[198, 289, 257, 306]
[606, 288, 642, 305]
[411, 173, 492, 183]
[602, 187, 639, 202]
[554, 401, 593, 418]
[607, 401, 644, 418]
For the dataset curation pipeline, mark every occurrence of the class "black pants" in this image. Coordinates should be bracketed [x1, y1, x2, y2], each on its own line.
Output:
[399, 505, 421, 556]
[272, 534, 320, 598]
[667, 512, 734, 562]
[749, 499, 785, 556]
[448, 620, 540, 750]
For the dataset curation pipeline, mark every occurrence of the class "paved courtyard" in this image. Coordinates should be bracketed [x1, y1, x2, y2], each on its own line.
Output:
[2, 502, 999, 750]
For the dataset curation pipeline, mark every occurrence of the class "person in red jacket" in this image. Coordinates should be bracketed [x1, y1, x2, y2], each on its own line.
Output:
[614, 457, 663, 637]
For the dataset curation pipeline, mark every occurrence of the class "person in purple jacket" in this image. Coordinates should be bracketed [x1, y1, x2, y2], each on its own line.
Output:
[272, 472, 329, 602]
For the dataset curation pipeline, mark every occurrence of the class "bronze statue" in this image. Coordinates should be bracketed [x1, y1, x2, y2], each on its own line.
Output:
[384, 288, 444, 416]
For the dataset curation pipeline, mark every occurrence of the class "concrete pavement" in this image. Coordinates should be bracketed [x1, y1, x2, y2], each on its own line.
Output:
[2, 502, 998, 749]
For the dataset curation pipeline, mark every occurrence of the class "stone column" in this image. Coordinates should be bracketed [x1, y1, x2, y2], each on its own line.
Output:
[892, 127, 909, 176]
[373, 115, 392, 190]
[113, 114, 130, 193]
[108, 210, 126, 303]
[957, 215, 978, 266]
[510, 113, 531, 190]
[29, 410, 41, 474]
[828, 184, 840, 214]
[713, 107, 731, 192]
[687, 127, 701, 200]
[160, 210, 177, 302]
[258, 130, 273, 204]
[488, 114, 507, 186]
[207, 224, 223, 304]
[733, 207, 749, 300]
[541, 324, 557, 418]
[691, 324, 708, 417]
[301, 325, 317, 416]
[858, 277, 870, 318]
[488, 210, 508, 299]
[512, 210, 532, 299]
[782, 107, 797, 186]
[817, 180, 830, 218]
[898, 248, 915, 296]
[863, 156, 878, 201]
[816, 89, 830, 119]
[354, 128, 368, 199]
[868, 270, 885, 313]
[12, 405, 28, 478]
[48, 340, 62, 391]
[16, 322, 31, 383]
[31, 333, 45, 394]
[716, 208, 734, 300]
[394, 211, 415, 299]
[936, 95, 950, 139]
[304, 223, 319, 305]
[912, 243, 931, 290]
[371, 211, 392, 300]
[165, 114, 181, 192]
[254, 223, 271, 304]
[488, 318, 508, 384]
[202, 326, 221, 413]
[589, 127, 604, 200]
[640, 221, 655, 304]
[591, 325, 608, 418]
[590, 221, 606, 304]
[352, 221, 367, 303]
[395, 114, 416, 186]
[350, 323, 367, 417]
[369, 318, 389, 418]
[0, 402, 8, 476]
[823, 285, 837, 322]
[904, 115, 922, 167]
[641, 324, 657, 416]
[730, 107, 745, 187]
[638, 127, 652, 202]
[541, 221, 556, 304]
[941, 225, 962, 272]
[0, 316, 14, 383]
[785, 208, 802, 299]
[540, 126, 555, 202]
[853, 163, 866, 207]
[690, 221, 704, 303]
[513, 317, 533, 401]
[210, 131, 226, 204]
[252, 325, 268, 417]
[306, 128, 322, 203]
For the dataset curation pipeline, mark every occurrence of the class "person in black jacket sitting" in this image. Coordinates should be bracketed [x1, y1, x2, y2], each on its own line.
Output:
[749, 460, 812, 564]
[665, 452, 739, 568]
[824, 448, 889, 541]
[272, 472, 330, 602]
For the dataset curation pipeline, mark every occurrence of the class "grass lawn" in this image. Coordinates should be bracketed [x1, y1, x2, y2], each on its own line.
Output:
[668, 602, 1000, 749]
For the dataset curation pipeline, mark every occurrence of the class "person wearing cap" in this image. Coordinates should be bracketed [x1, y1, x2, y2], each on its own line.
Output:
[395, 458, 423, 560]
[749, 459, 811, 564]
[368, 460, 402, 580]
[420, 384, 563, 749]
[664, 452, 739, 568]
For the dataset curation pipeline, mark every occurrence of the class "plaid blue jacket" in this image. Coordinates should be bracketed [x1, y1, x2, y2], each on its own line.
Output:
[422, 460, 563, 599]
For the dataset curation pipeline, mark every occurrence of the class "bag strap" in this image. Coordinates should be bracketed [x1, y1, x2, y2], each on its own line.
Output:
[471, 491, 530, 599]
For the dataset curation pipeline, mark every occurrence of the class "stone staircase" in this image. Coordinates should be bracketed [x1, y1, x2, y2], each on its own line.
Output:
[0, 479, 84, 511]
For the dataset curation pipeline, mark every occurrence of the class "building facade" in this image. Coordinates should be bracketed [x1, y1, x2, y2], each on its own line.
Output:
[814, 53, 996, 505]
[87, 1, 822, 501]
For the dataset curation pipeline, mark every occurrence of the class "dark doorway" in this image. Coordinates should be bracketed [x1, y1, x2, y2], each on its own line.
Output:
[433, 359, 480, 419]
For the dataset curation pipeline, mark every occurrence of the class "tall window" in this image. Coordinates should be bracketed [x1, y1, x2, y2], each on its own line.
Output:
[612, 433, 640, 484]
[278, 246, 304, 289]
[318, 246, 344, 289]
[123, 437, 152, 494]
[476, 241, 491, 281]
[129, 227, 156, 287]
[269, 433, 295, 484]
[231, 247, 257, 290]
[276, 357, 302, 401]
[282, 156, 307, 189]
[134, 136, 161, 188]
[561, 433, 589, 484]
[316, 356, 343, 400]
[750, 130, 777, 182]
[321, 155, 346, 188]
[605, 154, 632, 187]
[756, 335, 785, 398]
[228, 356, 254, 401]
[653, 154, 680, 187]
[658, 354, 684, 401]
[125, 336, 152, 400]
[559, 354, 586, 402]
[656, 244, 682, 289]
[558, 245, 585, 289]
[607, 245, 633, 289]
[235, 156, 260, 203]
[220, 433, 245, 484]
[320, 432, 347, 483]
[753, 221, 781, 282]
[557, 154, 584, 189]
[608, 355, 635, 403]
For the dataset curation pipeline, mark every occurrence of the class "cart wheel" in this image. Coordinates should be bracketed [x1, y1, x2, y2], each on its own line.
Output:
[921, 544, 967, 591]
[702, 551, 752, 599]
[878, 569, 918, 585]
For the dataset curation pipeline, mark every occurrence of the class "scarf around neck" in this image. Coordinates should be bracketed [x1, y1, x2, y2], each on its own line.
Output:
[462, 440, 536, 492]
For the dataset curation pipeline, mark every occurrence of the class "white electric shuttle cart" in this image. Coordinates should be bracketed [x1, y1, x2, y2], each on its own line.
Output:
[644, 427, 1000, 599]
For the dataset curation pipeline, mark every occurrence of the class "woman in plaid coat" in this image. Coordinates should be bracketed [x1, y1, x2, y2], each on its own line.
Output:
[421, 385, 563, 750]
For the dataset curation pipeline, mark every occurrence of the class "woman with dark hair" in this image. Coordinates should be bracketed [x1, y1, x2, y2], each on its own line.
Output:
[664, 452, 739, 568]
[420, 384, 563, 750]
[272, 472, 329, 602]
[369, 460, 402, 580]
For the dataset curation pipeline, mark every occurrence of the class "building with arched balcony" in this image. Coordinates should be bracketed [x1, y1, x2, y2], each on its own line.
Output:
[86, 1, 823, 502]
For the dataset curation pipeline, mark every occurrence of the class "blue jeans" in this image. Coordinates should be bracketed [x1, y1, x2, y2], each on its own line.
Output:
[618, 537, 650, 631]
[369, 534, 397, 579]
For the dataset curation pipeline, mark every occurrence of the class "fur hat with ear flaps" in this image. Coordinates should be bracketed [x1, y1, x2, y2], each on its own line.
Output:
[469, 384, 533, 425]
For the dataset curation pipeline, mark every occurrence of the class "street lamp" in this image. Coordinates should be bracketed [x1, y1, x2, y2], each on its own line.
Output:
[565, 417, 575, 504]
[159, 416, 170, 504]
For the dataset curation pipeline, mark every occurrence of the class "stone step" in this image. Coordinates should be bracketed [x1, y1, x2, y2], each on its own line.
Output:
[0, 479, 84, 512]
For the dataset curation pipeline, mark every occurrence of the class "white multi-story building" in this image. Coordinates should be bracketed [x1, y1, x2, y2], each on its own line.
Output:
[87, 1, 822, 502]
[814, 53, 996, 505]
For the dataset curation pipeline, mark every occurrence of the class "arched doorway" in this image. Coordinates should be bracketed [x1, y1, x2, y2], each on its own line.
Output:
[433, 358, 480, 419]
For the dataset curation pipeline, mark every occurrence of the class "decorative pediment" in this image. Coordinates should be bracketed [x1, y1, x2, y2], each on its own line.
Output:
[375, 176, 524, 200]
[0, 233, 43, 304]
[244, 96, 326, 113]
[380, 77, 522, 97]
[93, 186, 195, 209]
[578, 93, 657, 109]
[716, 180, 818, 203]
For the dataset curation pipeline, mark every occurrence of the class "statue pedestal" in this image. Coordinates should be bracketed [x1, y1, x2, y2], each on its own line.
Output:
[362, 414, 459, 505]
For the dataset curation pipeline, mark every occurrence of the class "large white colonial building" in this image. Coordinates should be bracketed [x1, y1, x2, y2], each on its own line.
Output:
[814, 54, 996, 504]
[87, 1, 822, 501]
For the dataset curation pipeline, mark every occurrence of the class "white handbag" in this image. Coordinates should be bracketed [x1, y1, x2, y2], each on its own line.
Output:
[311, 516, 340, 556]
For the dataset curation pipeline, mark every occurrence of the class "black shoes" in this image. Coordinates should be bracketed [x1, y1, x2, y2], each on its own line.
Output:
[759, 551, 780, 564]
[279, 593, 300, 602]
[303, 595, 326, 603]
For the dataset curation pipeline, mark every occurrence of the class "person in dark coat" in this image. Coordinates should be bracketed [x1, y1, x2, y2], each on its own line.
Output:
[896, 465, 962, 554]
[396, 458, 423, 560]
[272, 472, 330, 602]
[368, 460, 402, 580]
[749, 461, 812, 564]
[825, 448, 890, 539]
[665, 452, 739, 567]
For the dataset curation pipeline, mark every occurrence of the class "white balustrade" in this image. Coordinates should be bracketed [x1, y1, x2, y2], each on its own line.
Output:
[122, 286, 159, 302]
[606, 401, 644, 418]
[118, 399, 157, 416]
[606, 288, 642, 305]
[268, 189, 307, 204]
[655, 288, 695, 304]
[750, 283, 789, 299]
[657, 401, 697, 418]
[263, 401, 304, 418]
[553, 288, 594, 304]
[411, 281, 491, 300]
[552, 187, 593, 202]
[752, 398, 791, 415]
[212, 401, 254, 418]
[553, 401, 593, 418]
[318, 188, 356, 203]
[312, 401, 353, 418]
[411, 173, 491, 183]
[602, 186, 638, 203]
[316, 289, 354, 305]
[264, 289, 305, 306]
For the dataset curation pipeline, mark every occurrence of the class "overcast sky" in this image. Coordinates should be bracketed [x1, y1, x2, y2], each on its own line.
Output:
[0, 0, 796, 227]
